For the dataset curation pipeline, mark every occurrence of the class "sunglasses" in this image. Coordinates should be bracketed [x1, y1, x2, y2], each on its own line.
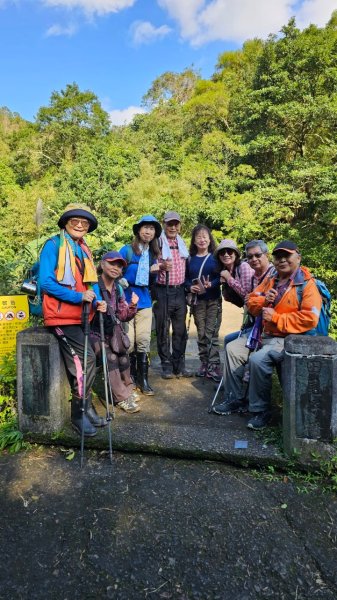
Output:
[68, 218, 90, 228]
[219, 249, 235, 256]
[247, 252, 264, 260]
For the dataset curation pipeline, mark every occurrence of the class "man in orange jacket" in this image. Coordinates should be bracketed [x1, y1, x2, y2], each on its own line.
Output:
[245, 240, 322, 430]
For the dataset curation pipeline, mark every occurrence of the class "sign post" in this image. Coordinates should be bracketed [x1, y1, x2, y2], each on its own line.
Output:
[0, 295, 29, 364]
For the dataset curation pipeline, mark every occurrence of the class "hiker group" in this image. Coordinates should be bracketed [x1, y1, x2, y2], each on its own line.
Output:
[38, 203, 329, 437]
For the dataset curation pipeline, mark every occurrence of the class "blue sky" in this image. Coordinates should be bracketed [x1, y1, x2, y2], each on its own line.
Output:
[1, 0, 336, 125]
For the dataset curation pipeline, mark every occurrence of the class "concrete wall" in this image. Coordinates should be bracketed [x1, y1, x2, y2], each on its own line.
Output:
[283, 335, 337, 459]
[17, 327, 70, 434]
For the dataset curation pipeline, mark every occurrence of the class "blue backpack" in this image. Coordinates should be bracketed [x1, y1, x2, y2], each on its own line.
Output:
[21, 237, 58, 318]
[296, 278, 331, 336]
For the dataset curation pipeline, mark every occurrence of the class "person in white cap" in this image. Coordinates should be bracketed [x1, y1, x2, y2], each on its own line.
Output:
[154, 211, 192, 378]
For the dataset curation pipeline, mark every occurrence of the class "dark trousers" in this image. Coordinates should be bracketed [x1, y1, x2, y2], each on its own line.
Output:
[153, 286, 187, 373]
[51, 325, 96, 399]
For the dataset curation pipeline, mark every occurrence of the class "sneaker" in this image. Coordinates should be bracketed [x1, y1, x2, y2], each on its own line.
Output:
[117, 397, 140, 413]
[213, 398, 248, 415]
[206, 364, 222, 383]
[247, 411, 271, 430]
[195, 363, 208, 377]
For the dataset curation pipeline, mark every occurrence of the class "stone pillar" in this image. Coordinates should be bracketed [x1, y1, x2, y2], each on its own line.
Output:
[17, 327, 70, 434]
[282, 335, 337, 459]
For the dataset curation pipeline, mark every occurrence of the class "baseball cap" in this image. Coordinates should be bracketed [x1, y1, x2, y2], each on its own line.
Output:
[272, 240, 300, 254]
[163, 211, 181, 223]
[101, 251, 127, 267]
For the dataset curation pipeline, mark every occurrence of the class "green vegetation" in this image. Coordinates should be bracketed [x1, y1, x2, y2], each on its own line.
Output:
[0, 352, 27, 453]
[1, 18, 337, 322]
[0, 15, 337, 452]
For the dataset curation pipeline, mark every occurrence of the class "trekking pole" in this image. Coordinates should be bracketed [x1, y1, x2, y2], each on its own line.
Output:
[208, 324, 242, 413]
[208, 375, 223, 413]
[99, 312, 113, 465]
[164, 269, 170, 358]
[80, 301, 91, 468]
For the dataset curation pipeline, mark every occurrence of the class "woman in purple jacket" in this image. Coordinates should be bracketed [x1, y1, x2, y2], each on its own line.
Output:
[90, 251, 140, 414]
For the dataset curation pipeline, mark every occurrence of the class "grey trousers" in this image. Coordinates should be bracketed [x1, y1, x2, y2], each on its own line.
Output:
[193, 298, 222, 365]
[223, 333, 250, 401]
[248, 336, 285, 413]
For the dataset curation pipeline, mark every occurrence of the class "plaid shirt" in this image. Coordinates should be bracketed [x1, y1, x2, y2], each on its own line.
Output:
[251, 263, 275, 292]
[224, 260, 255, 300]
[157, 238, 186, 286]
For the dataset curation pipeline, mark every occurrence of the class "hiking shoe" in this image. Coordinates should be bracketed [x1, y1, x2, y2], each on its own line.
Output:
[175, 369, 193, 378]
[117, 397, 140, 413]
[130, 391, 140, 403]
[162, 370, 174, 379]
[213, 398, 248, 416]
[206, 364, 222, 383]
[195, 363, 208, 377]
[247, 411, 271, 430]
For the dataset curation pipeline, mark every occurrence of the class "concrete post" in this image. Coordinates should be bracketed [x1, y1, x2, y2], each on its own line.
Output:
[17, 327, 70, 434]
[283, 335, 337, 459]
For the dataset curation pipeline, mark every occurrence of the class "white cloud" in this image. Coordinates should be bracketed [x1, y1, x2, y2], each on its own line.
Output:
[45, 23, 77, 36]
[157, 0, 337, 46]
[158, 0, 206, 38]
[295, 0, 337, 29]
[42, 0, 136, 16]
[108, 106, 146, 126]
[131, 20, 172, 45]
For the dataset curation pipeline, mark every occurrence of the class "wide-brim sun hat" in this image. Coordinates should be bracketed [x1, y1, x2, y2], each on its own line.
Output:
[58, 204, 98, 233]
[133, 214, 162, 238]
[214, 239, 241, 259]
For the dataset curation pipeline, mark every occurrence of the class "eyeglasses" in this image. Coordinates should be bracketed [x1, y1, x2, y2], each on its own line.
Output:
[219, 249, 235, 256]
[68, 218, 90, 228]
[247, 252, 264, 260]
[166, 220, 180, 227]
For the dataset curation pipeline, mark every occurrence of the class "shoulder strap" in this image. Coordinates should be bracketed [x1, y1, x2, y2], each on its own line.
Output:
[125, 245, 133, 265]
[295, 280, 308, 307]
[98, 277, 119, 323]
[197, 253, 211, 279]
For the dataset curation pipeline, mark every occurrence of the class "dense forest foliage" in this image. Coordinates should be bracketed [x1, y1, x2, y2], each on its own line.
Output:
[1, 15, 337, 334]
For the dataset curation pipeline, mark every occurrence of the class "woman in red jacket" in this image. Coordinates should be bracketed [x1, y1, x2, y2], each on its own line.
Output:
[40, 204, 107, 438]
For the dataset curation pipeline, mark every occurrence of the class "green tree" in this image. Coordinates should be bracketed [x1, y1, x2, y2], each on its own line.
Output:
[36, 83, 110, 167]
